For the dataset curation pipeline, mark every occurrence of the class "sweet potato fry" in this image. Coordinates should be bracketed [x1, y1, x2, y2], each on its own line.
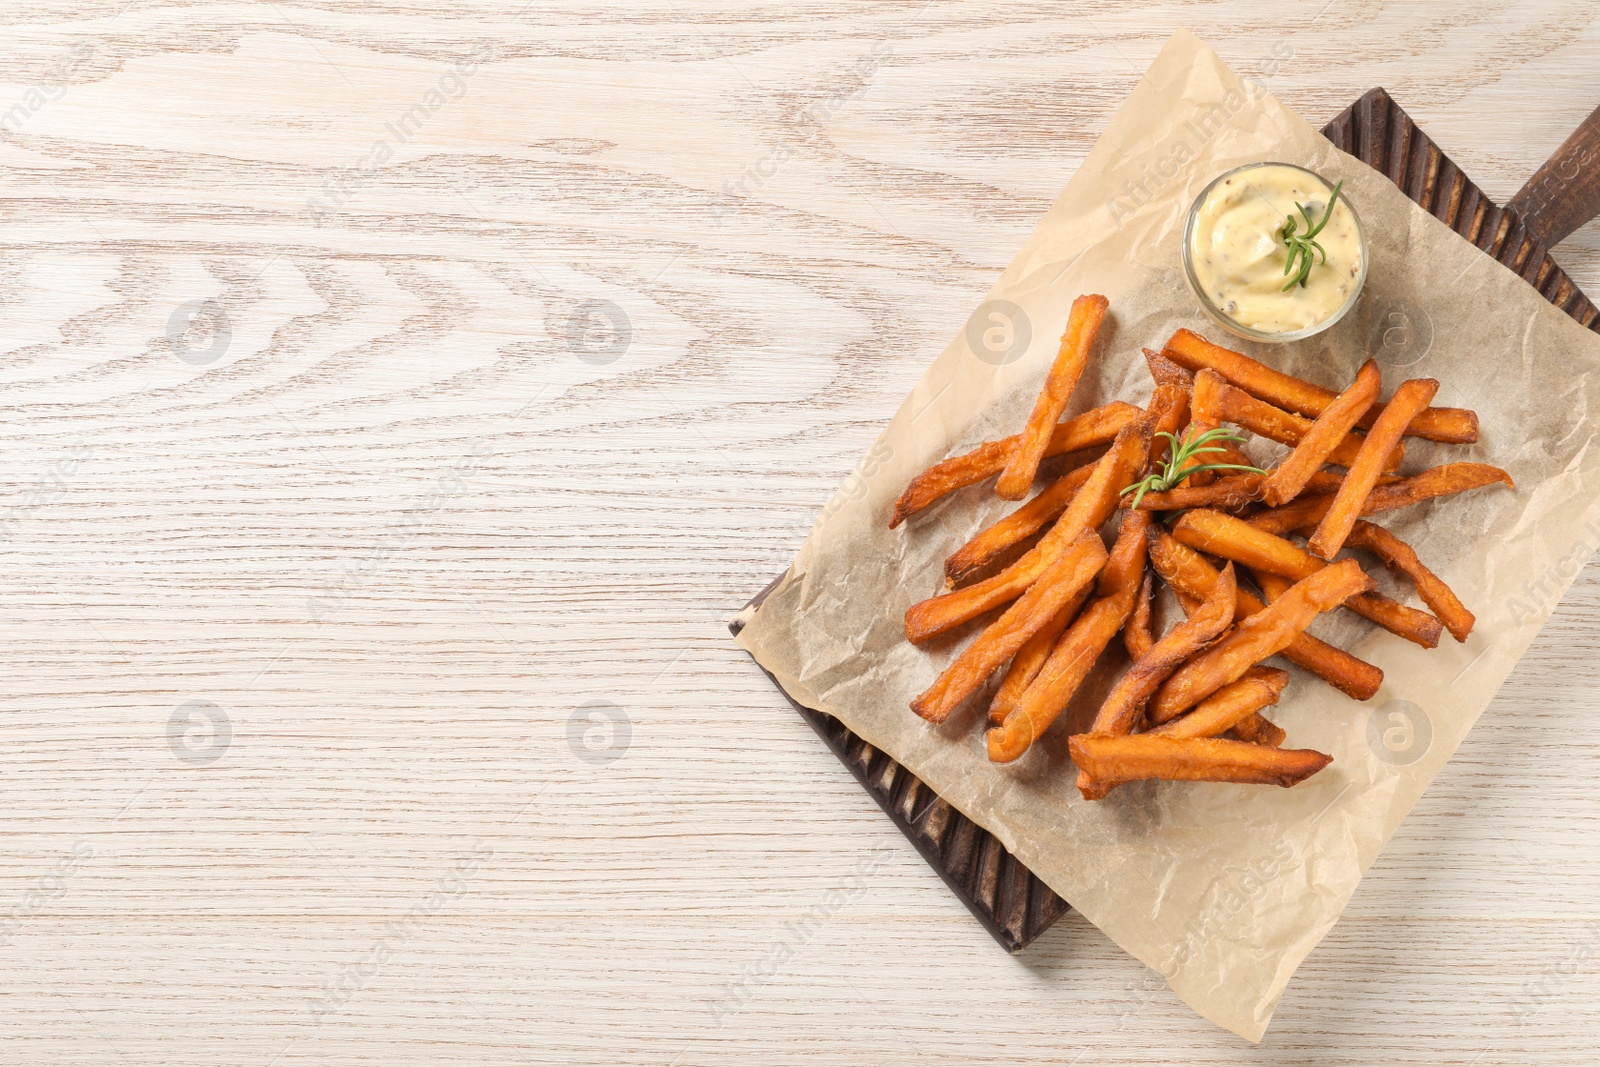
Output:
[1096, 511, 1152, 596]
[1068, 734, 1332, 791]
[1247, 571, 1354, 728]
[1077, 563, 1237, 798]
[1249, 463, 1513, 536]
[985, 524, 1152, 726]
[1148, 559, 1374, 722]
[1307, 377, 1440, 559]
[1145, 404, 1191, 477]
[1178, 430, 1255, 491]
[988, 584, 1093, 725]
[1251, 567, 1292, 598]
[1260, 360, 1380, 506]
[1345, 520, 1474, 642]
[1213, 439, 1256, 469]
[1192, 369, 1403, 470]
[903, 417, 1151, 643]
[997, 295, 1110, 499]
[1163, 328, 1478, 443]
[1247, 495, 1335, 537]
[1251, 571, 1336, 642]
[1145, 346, 1192, 390]
[1171, 372, 1253, 490]
[1129, 471, 1265, 511]
[889, 401, 1141, 527]
[945, 465, 1093, 585]
[1178, 414, 1223, 487]
[1146, 529, 1383, 700]
[1231, 712, 1287, 747]
[1133, 348, 1196, 489]
[1299, 471, 1337, 497]
[1128, 466, 1396, 513]
[1344, 465, 1503, 534]
[1088, 564, 1236, 739]
[1143, 348, 1193, 438]
[911, 532, 1109, 723]
[1124, 571, 1155, 662]
[1148, 668, 1288, 739]
[1173, 510, 1443, 649]
[986, 513, 1149, 763]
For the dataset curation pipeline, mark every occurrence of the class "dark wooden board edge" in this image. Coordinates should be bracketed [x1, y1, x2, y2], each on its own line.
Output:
[730, 88, 1600, 956]
[730, 575, 1066, 953]
[1325, 87, 1600, 332]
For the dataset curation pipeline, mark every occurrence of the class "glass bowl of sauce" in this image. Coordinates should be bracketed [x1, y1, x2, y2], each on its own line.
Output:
[1182, 162, 1366, 343]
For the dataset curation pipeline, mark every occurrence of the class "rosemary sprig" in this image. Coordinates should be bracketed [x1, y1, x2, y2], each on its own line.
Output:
[1119, 427, 1265, 510]
[1277, 179, 1343, 292]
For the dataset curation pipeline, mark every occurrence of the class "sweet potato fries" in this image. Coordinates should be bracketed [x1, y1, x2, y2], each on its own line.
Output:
[891, 306, 1512, 799]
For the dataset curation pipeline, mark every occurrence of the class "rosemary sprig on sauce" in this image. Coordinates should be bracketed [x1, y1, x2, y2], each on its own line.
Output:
[1277, 179, 1344, 292]
[1119, 427, 1266, 510]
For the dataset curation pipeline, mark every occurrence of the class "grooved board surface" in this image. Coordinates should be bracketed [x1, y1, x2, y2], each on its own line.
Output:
[1326, 88, 1599, 331]
[2, 3, 1600, 1064]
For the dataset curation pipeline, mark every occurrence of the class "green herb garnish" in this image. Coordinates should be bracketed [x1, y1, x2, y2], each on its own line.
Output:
[1277, 179, 1343, 292]
[1119, 427, 1266, 510]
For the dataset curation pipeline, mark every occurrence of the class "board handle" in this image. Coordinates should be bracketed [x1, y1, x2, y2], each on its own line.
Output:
[1507, 103, 1600, 249]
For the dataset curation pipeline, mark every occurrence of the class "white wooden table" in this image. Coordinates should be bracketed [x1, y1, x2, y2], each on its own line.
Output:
[1, 2, 1597, 1063]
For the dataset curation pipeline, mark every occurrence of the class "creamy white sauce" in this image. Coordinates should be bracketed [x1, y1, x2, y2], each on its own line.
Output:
[1188, 165, 1363, 335]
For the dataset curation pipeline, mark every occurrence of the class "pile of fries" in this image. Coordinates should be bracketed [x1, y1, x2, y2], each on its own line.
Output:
[892, 295, 1513, 798]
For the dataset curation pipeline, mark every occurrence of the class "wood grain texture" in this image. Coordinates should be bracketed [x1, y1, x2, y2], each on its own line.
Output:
[1, 1, 1599, 1063]
[732, 577, 1070, 953]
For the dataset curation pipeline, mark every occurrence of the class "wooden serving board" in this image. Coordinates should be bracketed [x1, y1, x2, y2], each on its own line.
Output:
[730, 87, 1600, 955]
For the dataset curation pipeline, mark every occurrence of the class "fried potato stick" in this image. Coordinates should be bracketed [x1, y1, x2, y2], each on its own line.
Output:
[1124, 571, 1155, 662]
[1145, 346, 1192, 387]
[1121, 347, 1196, 494]
[1173, 510, 1443, 649]
[1304, 468, 1405, 496]
[1068, 734, 1332, 791]
[1163, 328, 1477, 443]
[1248, 494, 1326, 536]
[904, 417, 1151, 644]
[945, 464, 1093, 585]
[1192, 369, 1403, 470]
[1146, 346, 1191, 384]
[1260, 359, 1380, 506]
[1247, 570, 1347, 728]
[1130, 466, 1401, 513]
[986, 513, 1150, 763]
[996, 295, 1110, 499]
[889, 401, 1141, 527]
[1213, 439, 1257, 469]
[1148, 559, 1374, 722]
[1251, 567, 1293, 601]
[1147, 667, 1288, 739]
[1143, 348, 1193, 439]
[1089, 564, 1237, 739]
[1345, 520, 1474, 641]
[1129, 471, 1266, 512]
[1248, 462, 1514, 536]
[1170, 361, 1252, 491]
[1147, 529, 1383, 700]
[1174, 395, 1223, 490]
[1010, 565, 1144, 734]
[1307, 377, 1440, 559]
[1076, 563, 1237, 799]
[1231, 712, 1287, 747]
[911, 532, 1109, 723]
[988, 583, 1093, 725]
